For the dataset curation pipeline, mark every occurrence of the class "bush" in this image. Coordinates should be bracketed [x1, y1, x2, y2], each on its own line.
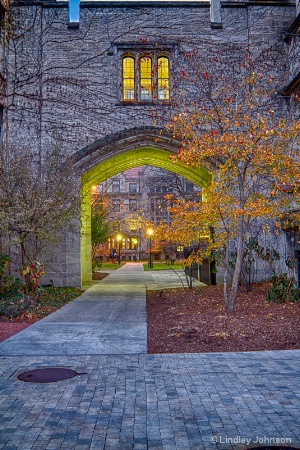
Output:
[2, 275, 25, 294]
[0, 292, 32, 318]
[92, 257, 102, 272]
[266, 273, 300, 303]
[0, 253, 10, 275]
[0, 276, 31, 318]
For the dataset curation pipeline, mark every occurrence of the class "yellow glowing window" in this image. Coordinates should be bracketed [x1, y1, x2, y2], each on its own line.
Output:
[157, 57, 169, 100]
[123, 57, 135, 100]
[140, 57, 152, 101]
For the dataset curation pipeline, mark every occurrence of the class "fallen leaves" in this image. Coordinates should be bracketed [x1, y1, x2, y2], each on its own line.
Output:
[147, 284, 300, 353]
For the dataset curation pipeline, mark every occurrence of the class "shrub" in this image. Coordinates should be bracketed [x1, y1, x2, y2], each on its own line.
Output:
[20, 261, 45, 291]
[2, 275, 25, 294]
[266, 273, 300, 303]
[0, 292, 32, 318]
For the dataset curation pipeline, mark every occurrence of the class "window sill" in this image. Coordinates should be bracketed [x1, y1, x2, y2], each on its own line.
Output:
[116, 101, 172, 106]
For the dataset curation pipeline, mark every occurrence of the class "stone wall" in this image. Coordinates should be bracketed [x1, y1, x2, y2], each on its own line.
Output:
[6, 1, 296, 154]
[4, 0, 297, 286]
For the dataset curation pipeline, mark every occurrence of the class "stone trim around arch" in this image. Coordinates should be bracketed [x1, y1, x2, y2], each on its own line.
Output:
[73, 126, 185, 174]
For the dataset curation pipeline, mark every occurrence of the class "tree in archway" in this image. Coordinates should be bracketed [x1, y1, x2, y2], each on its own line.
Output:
[166, 43, 300, 312]
[91, 193, 109, 270]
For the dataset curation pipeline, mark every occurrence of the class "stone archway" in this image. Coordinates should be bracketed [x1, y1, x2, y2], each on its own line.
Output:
[73, 127, 212, 286]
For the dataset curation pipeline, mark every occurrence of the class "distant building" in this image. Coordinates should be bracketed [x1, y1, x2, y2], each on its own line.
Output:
[95, 166, 201, 261]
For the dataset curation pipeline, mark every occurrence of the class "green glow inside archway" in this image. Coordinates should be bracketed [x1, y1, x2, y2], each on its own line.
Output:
[80, 146, 212, 286]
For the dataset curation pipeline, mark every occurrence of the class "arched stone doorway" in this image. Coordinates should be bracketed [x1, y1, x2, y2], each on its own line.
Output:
[73, 127, 212, 286]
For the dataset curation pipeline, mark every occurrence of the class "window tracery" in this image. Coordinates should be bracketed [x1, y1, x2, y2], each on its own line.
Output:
[121, 52, 170, 103]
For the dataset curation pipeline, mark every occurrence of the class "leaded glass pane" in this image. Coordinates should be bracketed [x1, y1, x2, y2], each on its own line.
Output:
[158, 57, 169, 100]
[123, 57, 135, 100]
[140, 57, 152, 100]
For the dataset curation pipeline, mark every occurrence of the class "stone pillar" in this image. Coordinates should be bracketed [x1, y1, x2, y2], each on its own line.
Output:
[210, 0, 222, 29]
[81, 184, 93, 287]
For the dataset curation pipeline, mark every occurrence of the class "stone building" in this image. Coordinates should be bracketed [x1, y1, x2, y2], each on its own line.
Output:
[0, 0, 299, 286]
[94, 166, 201, 262]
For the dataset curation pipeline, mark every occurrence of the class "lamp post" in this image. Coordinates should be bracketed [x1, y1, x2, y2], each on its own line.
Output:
[132, 238, 138, 261]
[116, 233, 122, 266]
[147, 228, 154, 269]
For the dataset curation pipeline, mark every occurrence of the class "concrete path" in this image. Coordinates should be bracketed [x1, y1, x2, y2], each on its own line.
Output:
[0, 263, 300, 449]
[0, 264, 148, 356]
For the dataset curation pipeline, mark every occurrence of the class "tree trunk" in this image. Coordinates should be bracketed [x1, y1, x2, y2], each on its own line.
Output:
[223, 238, 229, 307]
[226, 217, 244, 313]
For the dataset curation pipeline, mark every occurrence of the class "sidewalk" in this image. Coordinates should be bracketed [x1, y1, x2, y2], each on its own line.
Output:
[0, 263, 148, 356]
[0, 263, 300, 449]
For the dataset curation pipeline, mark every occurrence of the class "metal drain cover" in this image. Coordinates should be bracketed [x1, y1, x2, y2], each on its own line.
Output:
[249, 447, 299, 450]
[18, 368, 81, 383]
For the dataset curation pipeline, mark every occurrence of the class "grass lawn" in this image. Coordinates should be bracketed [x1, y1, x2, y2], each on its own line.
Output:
[98, 262, 126, 271]
[143, 262, 184, 271]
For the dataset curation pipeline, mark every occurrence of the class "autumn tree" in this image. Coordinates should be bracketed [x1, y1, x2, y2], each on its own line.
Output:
[166, 43, 300, 312]
[91, 193, 109, 268]
[0, 145, 80, 280]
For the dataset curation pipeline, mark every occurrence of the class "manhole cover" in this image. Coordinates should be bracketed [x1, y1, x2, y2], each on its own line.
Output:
[18, 368, 84, 383]
[249, 447, 299, 450]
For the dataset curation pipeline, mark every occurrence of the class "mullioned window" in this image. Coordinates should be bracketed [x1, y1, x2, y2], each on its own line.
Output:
[122, 52, 170, 103]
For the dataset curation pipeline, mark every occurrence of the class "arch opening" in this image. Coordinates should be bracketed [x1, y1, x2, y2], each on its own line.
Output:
[80, 144, 212, 287]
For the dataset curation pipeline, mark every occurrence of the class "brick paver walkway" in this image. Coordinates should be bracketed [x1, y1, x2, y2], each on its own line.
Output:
[1, 352, 300, 449]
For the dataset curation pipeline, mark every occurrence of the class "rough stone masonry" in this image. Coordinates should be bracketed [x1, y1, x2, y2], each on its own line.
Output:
[2, 0, 299, 286]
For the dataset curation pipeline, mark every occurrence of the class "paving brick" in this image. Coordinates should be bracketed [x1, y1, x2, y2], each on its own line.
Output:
[1, 274, 300, 449]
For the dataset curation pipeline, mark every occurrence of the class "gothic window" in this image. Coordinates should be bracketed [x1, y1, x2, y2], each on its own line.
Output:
[140, 57, 152, 101]
[157, 57, 169, 101]
[121, 52, 170, 102]
[123, 57, 135, 100]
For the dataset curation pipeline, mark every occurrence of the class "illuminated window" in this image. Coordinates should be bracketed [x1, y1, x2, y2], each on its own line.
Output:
[123, 57, 135, 100]
[157, 57, 169, 100]
[121, 52, 170, 102]
[140, 57, 152, 100]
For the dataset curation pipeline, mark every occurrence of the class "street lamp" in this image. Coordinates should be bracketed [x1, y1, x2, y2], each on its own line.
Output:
[147, 228, 154, 269]
[116, 233, 122, 265]
[132, 237, 138, 261]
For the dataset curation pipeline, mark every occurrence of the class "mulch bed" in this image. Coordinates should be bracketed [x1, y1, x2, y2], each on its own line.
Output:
[92, 272, 109, 281]
[147, 284, 300, 353]
[0, 317, 35, 342]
